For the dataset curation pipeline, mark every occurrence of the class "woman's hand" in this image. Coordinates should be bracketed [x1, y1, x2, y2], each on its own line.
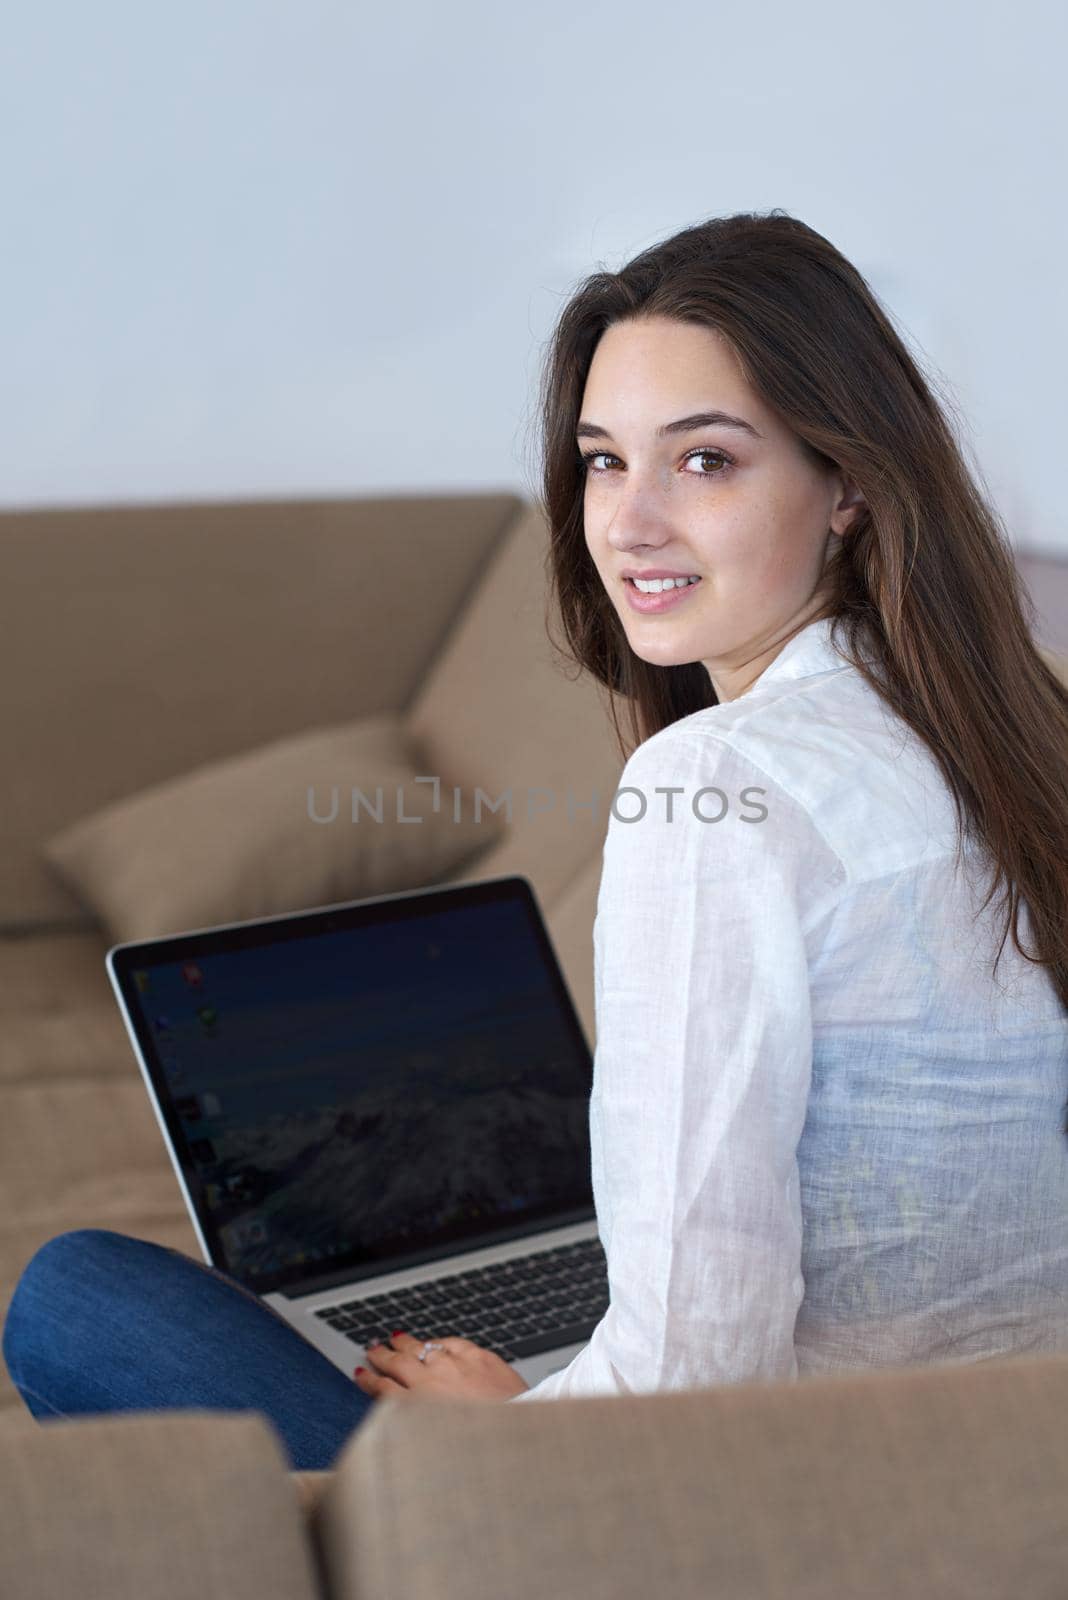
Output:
[354, 1330, 531, 1403]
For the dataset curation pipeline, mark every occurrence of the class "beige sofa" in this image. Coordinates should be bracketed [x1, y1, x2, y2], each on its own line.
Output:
[3, 491, 1068, 1596]
[5, 1350, 1068, 1598]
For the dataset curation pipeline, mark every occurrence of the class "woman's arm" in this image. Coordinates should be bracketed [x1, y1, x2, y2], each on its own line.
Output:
[510, 724, 845, 1403]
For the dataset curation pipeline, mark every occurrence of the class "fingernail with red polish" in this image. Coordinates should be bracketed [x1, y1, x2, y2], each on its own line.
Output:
[354, 1366, 365, 1375]
[391, 1329, 405, 1337]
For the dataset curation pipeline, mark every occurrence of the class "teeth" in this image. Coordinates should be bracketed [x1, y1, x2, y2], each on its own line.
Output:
[631, 575, 700, 594]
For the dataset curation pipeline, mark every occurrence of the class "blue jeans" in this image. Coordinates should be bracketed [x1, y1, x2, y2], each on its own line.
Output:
[1, 1229, 377, 1470]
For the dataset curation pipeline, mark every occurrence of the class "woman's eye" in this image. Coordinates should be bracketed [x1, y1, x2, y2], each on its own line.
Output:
[682, 449, 731, 475]
[579, 448, 732, 477]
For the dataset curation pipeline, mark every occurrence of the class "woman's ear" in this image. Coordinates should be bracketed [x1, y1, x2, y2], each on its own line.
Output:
[831, 478, 867, 538]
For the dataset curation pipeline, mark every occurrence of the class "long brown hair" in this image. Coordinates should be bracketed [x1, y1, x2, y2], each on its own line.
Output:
[528, 209, 1068, 1133]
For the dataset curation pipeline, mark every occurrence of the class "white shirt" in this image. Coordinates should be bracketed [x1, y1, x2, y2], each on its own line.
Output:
[510, 613, 1068, 1403]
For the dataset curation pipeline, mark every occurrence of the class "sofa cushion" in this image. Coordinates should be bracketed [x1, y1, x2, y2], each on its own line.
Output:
[0, 929, 130, 1084]
[315, 1351, 1068, 1600]
[0, 925, 203, 1421]
[0, 1071, 200, 1410]
[0, 1410, 321, 1600]
[41, 713, 504, 943]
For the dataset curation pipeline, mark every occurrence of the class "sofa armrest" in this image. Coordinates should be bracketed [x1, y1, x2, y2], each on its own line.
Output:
[312, 1352, 1068, 1600]
[0, 1410, 323, 1600]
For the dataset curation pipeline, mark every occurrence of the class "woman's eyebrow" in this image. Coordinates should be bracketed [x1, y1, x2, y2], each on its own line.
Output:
[575, 410, 763, 442]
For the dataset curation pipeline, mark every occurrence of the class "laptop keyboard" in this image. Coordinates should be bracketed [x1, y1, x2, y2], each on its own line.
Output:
[312, 1236, 609, 1362]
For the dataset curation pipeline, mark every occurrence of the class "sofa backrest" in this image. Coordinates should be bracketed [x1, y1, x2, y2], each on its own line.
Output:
[315, 1347, 1068, 1600]
[0, 494, 523, 931]
[0, 1410, 322, 1600]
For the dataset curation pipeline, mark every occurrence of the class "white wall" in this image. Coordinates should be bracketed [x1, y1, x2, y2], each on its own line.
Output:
[3, 0, 1065, 553]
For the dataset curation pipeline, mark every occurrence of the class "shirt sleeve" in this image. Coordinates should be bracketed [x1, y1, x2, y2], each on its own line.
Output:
[507, 724, 845, 1404]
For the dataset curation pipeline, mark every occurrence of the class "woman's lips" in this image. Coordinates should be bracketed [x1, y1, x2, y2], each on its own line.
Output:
[623, 576, 702, 615]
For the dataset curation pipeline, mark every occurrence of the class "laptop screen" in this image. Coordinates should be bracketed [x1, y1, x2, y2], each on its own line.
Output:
[108, 877, 596, 1296]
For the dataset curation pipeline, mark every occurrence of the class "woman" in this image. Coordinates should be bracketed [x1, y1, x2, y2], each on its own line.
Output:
[5, 209, 1067, 1468]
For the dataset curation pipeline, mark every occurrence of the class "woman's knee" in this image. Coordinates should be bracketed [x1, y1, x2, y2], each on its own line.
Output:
[5, 1231, 155, 1340]
[2, 1229, 158, 1382]
[18, 1228, 148, 1287]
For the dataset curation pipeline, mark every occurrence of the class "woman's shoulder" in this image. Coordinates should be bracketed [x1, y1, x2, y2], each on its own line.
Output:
[612, 701, 841, 869]
[624, 668, 960, 885]
[622, 668, 868, 802]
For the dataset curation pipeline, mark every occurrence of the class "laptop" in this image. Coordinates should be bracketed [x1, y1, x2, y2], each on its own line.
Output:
[106, 872, 607, 1392]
